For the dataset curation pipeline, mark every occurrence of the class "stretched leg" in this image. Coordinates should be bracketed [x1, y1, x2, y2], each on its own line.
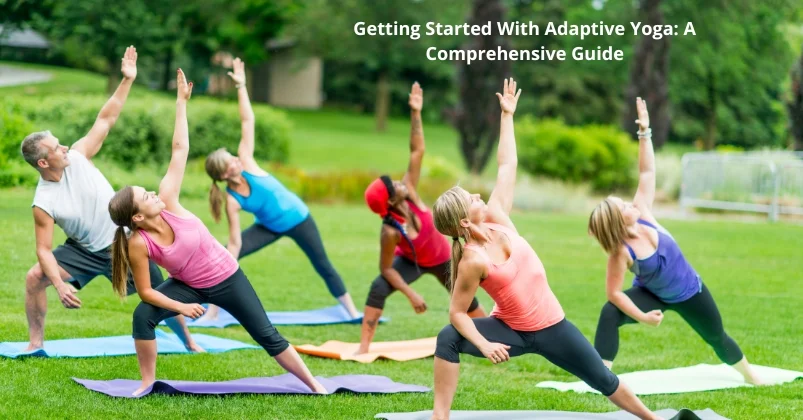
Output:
[359, 257, 421, 354]
[199, 223, 281, 322]
[286, 216, 358, 317]
[671, 284, 759, 384]
[24, 263, 74, 351]
[134, 260, 202, 352]
[430, 262, 485, 317]
[131, 279, 202, 396]
[533, 319, 659, 420]
[594, 287, 666, 368]
[432, 317, 529, 420]
[210, 269, 325, 393]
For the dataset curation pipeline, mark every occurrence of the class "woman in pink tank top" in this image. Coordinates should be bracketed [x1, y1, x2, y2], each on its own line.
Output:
[429, 79, 660, 420]
[357, 82, 486, 355]
[107, 70, 326, 397]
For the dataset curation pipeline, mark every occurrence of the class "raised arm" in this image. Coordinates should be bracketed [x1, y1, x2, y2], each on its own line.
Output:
[158, 69, 193, 213]
[632, 97, 656, 216]
[486, 78, 521, 228]
[71, 46, 137, 159]
[402, 82, 425, 190]
[228, 58, 259, 172]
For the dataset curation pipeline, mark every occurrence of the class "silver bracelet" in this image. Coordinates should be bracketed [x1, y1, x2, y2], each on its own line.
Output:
[235, 83, 246, 90]
[637, 128, 652, 138]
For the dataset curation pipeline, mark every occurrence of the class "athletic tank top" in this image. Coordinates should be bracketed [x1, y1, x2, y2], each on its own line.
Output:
[394, 200, 451, 268]
[625, 219, 702, 303]
[138, 210, 239, 289]
[227, 171, 309, 233]
[465, 223, 565, 332]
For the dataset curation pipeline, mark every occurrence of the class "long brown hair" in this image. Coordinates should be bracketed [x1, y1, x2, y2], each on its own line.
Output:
[588, 197, 636, 255]
[205, 148, 229, 223]
[431, 187, 471, 291]
[108, 186, 138, 298]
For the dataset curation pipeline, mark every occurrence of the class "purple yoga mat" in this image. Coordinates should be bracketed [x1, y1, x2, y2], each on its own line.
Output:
[73, 373, 429, 398]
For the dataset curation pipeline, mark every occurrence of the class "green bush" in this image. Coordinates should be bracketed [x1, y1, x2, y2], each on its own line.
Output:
[2, 94, 290, 169]
[517, 118, 638, 192]
[0, 110, 40, 187]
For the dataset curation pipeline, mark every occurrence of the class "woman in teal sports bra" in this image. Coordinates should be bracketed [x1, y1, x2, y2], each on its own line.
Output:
[201, 58, 359, 321]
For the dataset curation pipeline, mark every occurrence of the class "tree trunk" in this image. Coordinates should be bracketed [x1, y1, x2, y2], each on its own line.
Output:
[161, 48, 174, 91]
[451, 0, 510, 174]
[375, 71, 390, 132]
[622, 0, 671, 148]
[106, 57, 119, 95]
[787, 49, 803, 151]
[703, 69, 717, 150]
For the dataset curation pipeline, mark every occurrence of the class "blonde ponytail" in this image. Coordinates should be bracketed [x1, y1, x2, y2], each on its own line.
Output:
[432, 186, 472, 292]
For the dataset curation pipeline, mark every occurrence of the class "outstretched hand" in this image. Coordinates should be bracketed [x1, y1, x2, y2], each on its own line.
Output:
[408, 82, 423, 112]
[121, 46, 137, 80]
[176, 69, 193, 101]
[635, 97, 650, 131]
[496, 78, 521, 115]
[227, 57, 246, 86]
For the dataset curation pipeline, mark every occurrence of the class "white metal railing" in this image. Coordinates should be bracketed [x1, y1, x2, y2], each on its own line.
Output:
[680, 151, 803, 221]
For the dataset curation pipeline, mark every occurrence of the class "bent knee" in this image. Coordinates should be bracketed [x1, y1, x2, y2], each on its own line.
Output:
[434, 324, 463, 363]
[132, 302, 161, 339]
[599, 302, 623, 323]
[25, 265, 49, 290]
[365, 279, 393, 309]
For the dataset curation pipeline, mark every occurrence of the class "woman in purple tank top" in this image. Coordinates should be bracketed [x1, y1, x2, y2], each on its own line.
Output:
[587, 97, 762, 385]
[107, 69, 326, 396]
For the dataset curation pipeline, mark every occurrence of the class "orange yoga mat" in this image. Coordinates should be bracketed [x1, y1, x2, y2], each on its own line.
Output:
[294, 337, 437, 363]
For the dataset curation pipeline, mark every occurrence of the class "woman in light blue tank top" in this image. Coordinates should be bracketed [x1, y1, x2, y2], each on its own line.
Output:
[199, 58, 359, 321]
[587, 97, 763, 385]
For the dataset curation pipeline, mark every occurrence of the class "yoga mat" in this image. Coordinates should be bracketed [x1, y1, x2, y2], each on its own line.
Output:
[375, 408, 728, 420]
[166, 305, 388, 328]
[295, 337, 437, 363]
[0, 329, 257, 359]
[536, 363, 803, 395]
[74, 373, 430, 398]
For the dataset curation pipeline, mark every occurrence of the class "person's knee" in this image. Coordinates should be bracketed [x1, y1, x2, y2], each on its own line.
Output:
[435, 325, 462, 363]
[365, 278, 393, 309]
[599, 372, 620, 397]
[132, 302, 160, 340]
[599, 302, 623, 325]
[257, 329, 289, 356]
[25, 264, 49, 292]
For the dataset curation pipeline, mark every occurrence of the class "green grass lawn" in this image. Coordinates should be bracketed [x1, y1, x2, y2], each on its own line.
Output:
[1, 189, 802, 419]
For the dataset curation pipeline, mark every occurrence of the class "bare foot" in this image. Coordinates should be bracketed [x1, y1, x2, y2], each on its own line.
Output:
[132, 380, 155, 397]
[24, 343, 43, 352]
[311, 380, 329, 394]
[187, 343, 206, 353]
[195, 313, 218, 323]
[746, 375, 767, 386]
[354, 347, 369, 356]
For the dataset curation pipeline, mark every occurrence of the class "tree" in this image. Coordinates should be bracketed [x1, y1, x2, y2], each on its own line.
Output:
[450, 0, 510, 174]
[290, 0, 461, 131]
[667, 0, 795, 150]
[622, 0, 671, 148]
[789, 50, 803, 151]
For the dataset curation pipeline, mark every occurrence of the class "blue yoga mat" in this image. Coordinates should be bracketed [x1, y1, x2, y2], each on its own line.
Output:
[0, 329, 258, 359]
[166, 305, 388, 328]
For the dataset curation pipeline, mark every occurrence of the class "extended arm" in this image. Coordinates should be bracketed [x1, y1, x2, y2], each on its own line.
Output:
[632, 97, 657, 221]
[158, 69, 193, 213]
[71, 46, 137, 159]
[486, 78, 521, 229]
[229, 58, 260, 173]
[402, 82, 425, 190]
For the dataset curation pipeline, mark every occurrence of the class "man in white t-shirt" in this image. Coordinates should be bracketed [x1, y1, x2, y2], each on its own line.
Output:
[19, 46, 200, 352]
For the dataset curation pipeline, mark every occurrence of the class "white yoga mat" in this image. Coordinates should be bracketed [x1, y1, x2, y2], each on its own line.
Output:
[536, 363, 803, 395]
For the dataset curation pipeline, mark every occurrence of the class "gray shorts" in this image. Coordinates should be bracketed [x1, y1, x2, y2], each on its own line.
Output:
[52, 238, 165, 295]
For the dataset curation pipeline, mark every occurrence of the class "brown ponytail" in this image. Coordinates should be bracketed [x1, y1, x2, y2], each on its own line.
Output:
[111, 226, 131, 298]
[209, 182, 224, 223]
[431, 186, 472, 292]
[108, 186, 138, 299]
[588, 197, 635, 255]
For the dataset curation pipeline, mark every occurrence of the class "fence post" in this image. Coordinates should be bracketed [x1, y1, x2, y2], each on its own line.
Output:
[679, 154, 690, 218]
[769, 162, 779, 222]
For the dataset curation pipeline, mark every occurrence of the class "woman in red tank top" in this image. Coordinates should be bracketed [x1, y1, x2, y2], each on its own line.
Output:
[357, 82, 486, 355]
[429, 79, 660, 420]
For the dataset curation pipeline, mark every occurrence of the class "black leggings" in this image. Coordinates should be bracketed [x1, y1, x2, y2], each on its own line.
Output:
[365, 256, 480, 312]
[238, 215, 347, 298]
[132, 268, 289, 356]
[594, 284, 744, 365]
[436, 317, 620, 396]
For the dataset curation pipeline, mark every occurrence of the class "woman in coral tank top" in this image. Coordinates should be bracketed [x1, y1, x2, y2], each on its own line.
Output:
[429, 79, 660, 420]
[107, 69, 325, 397]
[357, 82, 485, 354]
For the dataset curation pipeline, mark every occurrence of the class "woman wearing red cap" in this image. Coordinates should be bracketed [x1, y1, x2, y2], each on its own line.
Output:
[358, 82, 486, 354]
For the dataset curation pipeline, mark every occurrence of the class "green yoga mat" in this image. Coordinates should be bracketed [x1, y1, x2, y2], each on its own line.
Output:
[375, 408, 728, 420]
[536, 363, 803, 395]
